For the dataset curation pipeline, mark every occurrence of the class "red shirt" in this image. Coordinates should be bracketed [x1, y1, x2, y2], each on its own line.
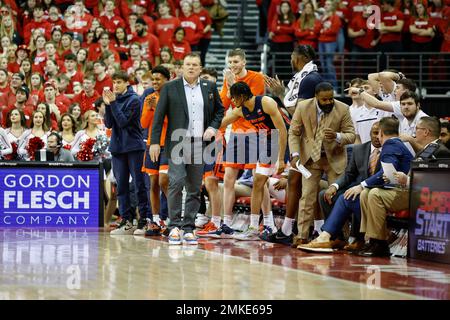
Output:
[94, 75, 113, 97]
[348, 14, 376, 49]
[179, 14, 204, 45]
[99, 14, 126, 35]
[267, 0, 298, 31]
[155, 17, 181, 48]
[73, 90, 101, 115]
[131, 33, 161, 66]
[87, 44, 120, 62]
[66, 71, 85, 94]
[270, 17, 295, 43]
[318, 14, 341, 43]
[23, 20, 53, 44]
[195, 9, 213, 40]
[410, 18, 434, 43]
[294, 19, 321, 49]
[170, 39, 191, 61]
[380, 9, 404, 43]
[55, 95, 71, 114]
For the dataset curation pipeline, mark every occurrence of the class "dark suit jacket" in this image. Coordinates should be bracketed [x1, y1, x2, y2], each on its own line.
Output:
[150, 77, 224, 156]
[416, 141, 450, 160]
[335, 141, 373, 190]
[364, 137, 414, 187]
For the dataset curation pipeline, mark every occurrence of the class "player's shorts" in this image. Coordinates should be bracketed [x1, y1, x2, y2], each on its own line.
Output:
[142, 145, 169, 175]
[204, 135, 226, 180]
[222, 131, 258, 170]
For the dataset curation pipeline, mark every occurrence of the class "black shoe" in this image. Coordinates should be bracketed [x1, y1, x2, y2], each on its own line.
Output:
[136, 219, 147, 230]
[266, 229, 293, 246]
[357, 241, 391, 257]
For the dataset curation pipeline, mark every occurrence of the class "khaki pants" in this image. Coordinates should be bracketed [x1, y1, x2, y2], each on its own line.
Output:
[297, 157, 341, 239]
[360, 187, 409, 240]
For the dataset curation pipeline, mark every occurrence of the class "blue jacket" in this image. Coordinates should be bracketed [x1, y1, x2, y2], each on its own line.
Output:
[364, 137, 414, 187]
[104, 86, 145, 154]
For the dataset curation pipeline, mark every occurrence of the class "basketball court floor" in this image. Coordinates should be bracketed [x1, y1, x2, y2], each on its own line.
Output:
[1, 228, 449, 300]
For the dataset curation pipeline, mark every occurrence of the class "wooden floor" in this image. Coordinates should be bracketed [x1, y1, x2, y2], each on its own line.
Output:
[0, 228, 449, 300]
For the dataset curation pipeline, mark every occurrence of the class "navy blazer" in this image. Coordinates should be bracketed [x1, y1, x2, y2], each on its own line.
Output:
[364, 137, 414, 187]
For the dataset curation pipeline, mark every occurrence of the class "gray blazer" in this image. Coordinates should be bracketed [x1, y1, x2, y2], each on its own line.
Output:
[335, 141, 374, 189]
[150, 77, 224, 156]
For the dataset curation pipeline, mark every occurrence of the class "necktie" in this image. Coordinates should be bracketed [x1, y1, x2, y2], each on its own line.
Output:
[369, 148, 380, 176]
[310, 113, 326, 162]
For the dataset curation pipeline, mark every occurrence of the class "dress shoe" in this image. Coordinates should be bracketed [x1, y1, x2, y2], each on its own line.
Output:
[297, 240, 334, 252]
[357, 241, 391, 257]
[343, 240, 365, 252]
[291, 237, 308, 248]
[330, 239, 347, 250]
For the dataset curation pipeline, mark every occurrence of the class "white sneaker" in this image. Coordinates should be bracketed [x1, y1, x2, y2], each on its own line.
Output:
[232, 226, 260, 241]
[182, 232, 198, 245]
[133, 219, 151, 235]
[195, 214, 209, 228]
[110, 220, 136, 235]
[168, 227, 182, 245]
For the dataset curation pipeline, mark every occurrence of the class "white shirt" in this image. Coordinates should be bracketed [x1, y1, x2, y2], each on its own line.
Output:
[183, 77, 204, 138]
[355, 106, 388, 143]
[391, 102, 428, 137]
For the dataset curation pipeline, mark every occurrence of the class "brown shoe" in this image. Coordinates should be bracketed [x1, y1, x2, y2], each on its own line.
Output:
[291, 237, 308, 248]
[331, 239, 347, 250]
[297, 240, 334, 253]
[343, 240, 365, 252]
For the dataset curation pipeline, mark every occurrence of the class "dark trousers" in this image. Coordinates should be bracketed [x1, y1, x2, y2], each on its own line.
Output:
[321, 193, 362, 240]
[112, 150, 151, 222]
[198, 38, 211, 67]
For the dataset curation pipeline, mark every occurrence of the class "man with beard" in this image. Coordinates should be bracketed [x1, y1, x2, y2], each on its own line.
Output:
[131, 18, 161, 67]
[287, 82, 355, 245]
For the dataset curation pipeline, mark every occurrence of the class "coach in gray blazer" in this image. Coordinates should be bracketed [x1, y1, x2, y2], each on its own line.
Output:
[150, 53, 224, 244]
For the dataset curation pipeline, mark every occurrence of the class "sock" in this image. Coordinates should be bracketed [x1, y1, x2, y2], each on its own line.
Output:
[314, 219, 324, 233]
[211, 215, 221, 228]
[250, 214, 259, 229]
[263, 211, 274, 228]
[153, 214, 160, 223]
[316, 231, 331, 243]
[281, 217, 295, 236]
[224, 214, 233, 226]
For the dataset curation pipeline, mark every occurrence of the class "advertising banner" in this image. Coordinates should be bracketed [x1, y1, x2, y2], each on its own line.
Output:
[409, 161, 450, 264]
[0, 163, 102, 228]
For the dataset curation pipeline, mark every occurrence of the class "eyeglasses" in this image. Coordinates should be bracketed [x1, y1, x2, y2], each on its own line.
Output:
[0, 10, 9, 15]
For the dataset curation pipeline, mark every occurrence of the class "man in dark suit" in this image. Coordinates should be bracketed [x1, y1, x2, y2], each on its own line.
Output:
[313, 122, 382, 251]
[299, 117, 414, 253]
[359, 117, 450, 257]
[150, 53, 224, 245]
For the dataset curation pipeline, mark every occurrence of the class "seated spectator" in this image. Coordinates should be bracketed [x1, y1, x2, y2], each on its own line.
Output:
[46, 131, 75, 162]
[440, 121, 450, 148]
[359, 117, 450, 257]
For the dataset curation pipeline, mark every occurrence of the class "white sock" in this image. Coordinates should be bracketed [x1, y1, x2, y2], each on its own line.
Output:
[281, 217, 295, 236]
[314, 219, 324, 233]
[224, 214, 233, 226]
[263, 211, 274, 227]
[250, 214, 259, 229]
[316, 231, 331, 243]
[211, 215, 221, 228]
[153, 214, 160, 222]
